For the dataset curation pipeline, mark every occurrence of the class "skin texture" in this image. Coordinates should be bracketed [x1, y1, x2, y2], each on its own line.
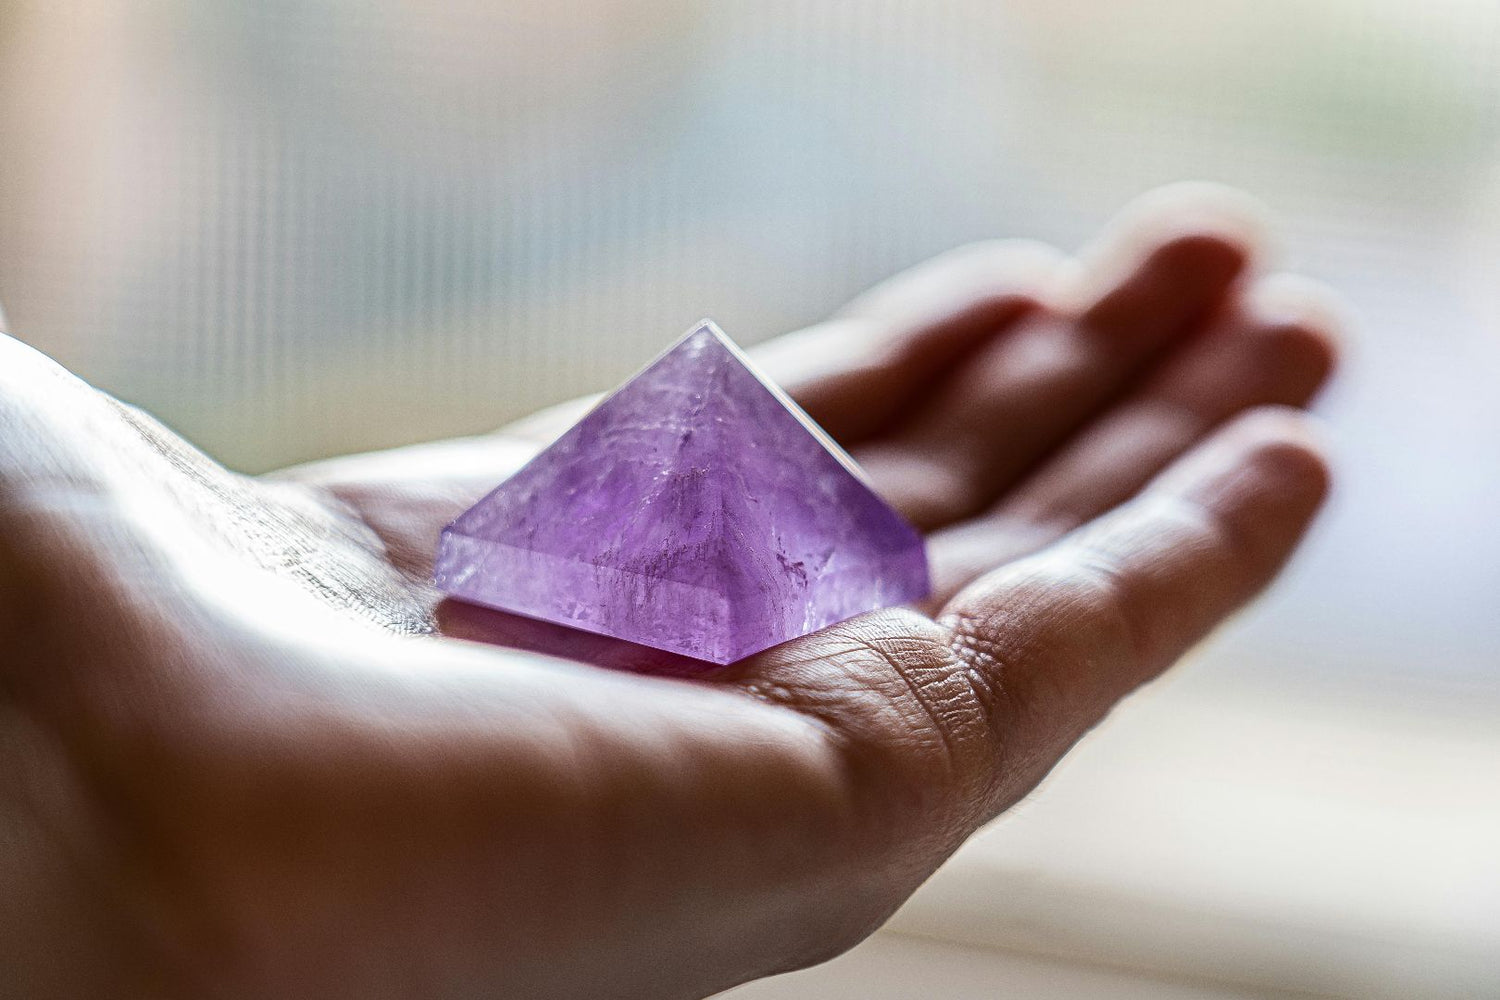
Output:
[0, 184, 1339, 999]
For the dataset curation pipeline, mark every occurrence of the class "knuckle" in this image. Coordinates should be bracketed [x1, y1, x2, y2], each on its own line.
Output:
[820, 612, 971, 767]
[743, 609, 991, 835]
[942, 560, 1141, 746]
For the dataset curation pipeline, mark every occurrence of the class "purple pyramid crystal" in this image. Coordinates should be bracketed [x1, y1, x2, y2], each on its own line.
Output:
[434, 320, 929, 664]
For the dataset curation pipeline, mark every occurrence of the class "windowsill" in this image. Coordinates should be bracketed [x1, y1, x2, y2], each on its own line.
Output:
[876, 665, 1500, 998]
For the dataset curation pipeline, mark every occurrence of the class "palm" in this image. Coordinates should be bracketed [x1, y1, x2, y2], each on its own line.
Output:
[0, 187, 1337, 1000]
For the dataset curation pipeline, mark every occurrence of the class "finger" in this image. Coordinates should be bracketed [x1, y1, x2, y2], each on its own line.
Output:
[752, 240, 1063, 443]
[723, 406, 1329, 839]
[938, 406, 1330, 800]
[854, 188, 1263, 531]
[927, 273, 1342, 602]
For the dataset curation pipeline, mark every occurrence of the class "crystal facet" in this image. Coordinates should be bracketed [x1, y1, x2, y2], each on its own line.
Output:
[434, 320, 930, 664]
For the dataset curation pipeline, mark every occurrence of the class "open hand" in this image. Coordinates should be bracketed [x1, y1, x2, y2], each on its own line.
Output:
[0, 185, 1338, 999]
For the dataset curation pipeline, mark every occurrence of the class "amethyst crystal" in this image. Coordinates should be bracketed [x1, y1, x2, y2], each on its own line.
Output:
[434, 320, 929, 664]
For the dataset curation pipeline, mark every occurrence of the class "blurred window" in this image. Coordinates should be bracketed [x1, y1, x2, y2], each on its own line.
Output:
[0, 1, 1497, 699]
